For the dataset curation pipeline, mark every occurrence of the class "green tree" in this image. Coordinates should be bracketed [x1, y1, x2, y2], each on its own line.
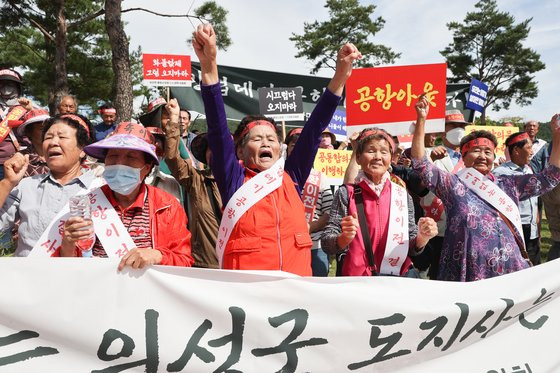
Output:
[191, 1, 231, 50]
[441, 0, 545, 123]
[290, 0, 399, 74]
[0, 0, 114, 112]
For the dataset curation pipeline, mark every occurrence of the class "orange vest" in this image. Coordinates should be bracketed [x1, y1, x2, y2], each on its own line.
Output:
[222, 169, 312, 276]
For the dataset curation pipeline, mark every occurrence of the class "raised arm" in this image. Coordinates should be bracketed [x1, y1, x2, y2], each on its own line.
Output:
[286, 44, 362, 188]
[192, 23, 243, 204]
[411, 95, 429, 160]
[343, 131, 360, 184]
[163, 99, 195, 188]
[0, 153, 28, 208]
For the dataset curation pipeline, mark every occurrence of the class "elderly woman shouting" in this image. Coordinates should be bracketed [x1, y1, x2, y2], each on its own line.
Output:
[192, 23, 361, 275]
[0, 114, 97, 257]
[411, 96, 560, 281]
[322, 128, 438, 277]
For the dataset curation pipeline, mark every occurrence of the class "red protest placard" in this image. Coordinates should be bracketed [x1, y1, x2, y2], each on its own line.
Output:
[346, 63, 446, 136]
[142, 54, 192, 87]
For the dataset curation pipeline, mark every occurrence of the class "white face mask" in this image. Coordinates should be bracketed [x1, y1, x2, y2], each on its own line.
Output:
[445, 127, 465, 146]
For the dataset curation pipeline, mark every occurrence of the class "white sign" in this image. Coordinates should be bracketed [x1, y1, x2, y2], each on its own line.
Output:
[0, 258, 558, 372]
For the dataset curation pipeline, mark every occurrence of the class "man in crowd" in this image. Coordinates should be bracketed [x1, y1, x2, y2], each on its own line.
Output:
[94, 102, 118, 141]
[525, 120, 547, 156]
[56, 94, 78, 115]
[494, 131, 540, 264]
[180, 107, 196, 150]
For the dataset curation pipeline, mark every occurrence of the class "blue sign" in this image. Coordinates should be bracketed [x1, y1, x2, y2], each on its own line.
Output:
[466, 79, 488, 113]
[328, 109, 347, 141]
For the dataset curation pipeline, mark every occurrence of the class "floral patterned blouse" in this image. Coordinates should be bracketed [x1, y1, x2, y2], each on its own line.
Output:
[413, 156, 560, 281]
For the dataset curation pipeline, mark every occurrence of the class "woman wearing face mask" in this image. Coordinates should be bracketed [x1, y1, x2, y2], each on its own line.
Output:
[412, 95, 560, 281]
[60, 122, 193, 270]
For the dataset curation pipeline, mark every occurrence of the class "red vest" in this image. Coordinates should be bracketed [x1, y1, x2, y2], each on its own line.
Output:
[222, 169, 312, 276]
[344, 178, 413, 276]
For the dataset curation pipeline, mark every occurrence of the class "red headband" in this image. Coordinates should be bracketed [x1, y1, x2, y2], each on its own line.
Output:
[61, 114, 90, 136]
[99, 108, 116, 115]
[358, 129, 396, 152]
[238, 120, 276, 141]
[505, 132, 529, 147]
[461, 137, 495, 157]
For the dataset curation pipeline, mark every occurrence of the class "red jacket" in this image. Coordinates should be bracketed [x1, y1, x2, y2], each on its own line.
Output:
[222, 170, 312, 276]
[344, 178, 413, 276]
[54, 184, 193, 267]
[141, 184, 193, 266]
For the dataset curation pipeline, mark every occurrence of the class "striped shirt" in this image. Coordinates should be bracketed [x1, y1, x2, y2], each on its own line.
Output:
[92, 185, 152, 257]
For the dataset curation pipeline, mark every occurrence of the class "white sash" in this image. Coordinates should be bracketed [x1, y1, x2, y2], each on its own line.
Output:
[379, 181, 409, 275]
[215, 158, 285, 267]
[456, 168, 525, 247]
[30, 182, 137, 258]
[302, 170, 322, 224]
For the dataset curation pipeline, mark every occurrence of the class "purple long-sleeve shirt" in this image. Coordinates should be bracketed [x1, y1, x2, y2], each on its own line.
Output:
[201, 82, 341, 205]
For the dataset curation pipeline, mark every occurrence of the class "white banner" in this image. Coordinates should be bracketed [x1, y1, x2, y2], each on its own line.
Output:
[0, 258, 558, 372]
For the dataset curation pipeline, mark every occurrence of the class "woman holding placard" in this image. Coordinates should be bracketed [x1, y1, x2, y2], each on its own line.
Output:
[411, 95, 560, 281]
[192, 23, 361, 275]
[321, 128, 438, 277]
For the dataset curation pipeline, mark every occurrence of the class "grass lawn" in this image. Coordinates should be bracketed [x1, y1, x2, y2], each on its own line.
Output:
[540, 218, 553, 262]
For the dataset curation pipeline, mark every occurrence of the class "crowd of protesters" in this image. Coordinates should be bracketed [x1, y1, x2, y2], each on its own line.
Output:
[0, 23, 559, 281]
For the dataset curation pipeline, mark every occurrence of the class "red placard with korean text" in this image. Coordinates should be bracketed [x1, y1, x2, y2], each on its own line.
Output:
[346, 63, 446, 136]
[142, 53, 192, 87]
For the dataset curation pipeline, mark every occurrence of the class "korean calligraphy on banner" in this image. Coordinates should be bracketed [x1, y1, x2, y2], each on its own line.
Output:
[466, 78, 489, 113]
[258, 87, 304, 121]
[313, 149, 352, 185]
[0, 258, 558, 372]
[142, 54, 192, 87]
[346, 63, 447, 137]
[328, 109, 347, 141]
[466, 125, 519, 157]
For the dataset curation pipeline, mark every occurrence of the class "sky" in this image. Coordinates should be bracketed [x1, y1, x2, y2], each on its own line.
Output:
[123, 0, 559, 122]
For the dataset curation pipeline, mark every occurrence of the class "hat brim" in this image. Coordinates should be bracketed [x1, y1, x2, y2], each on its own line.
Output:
[191, 133, 208, 164]
[322, 131, 336, 143]
[0, 75, 22, 84]
[84, 134, 160, 165]
[138, 105, 164, 127]
[17, 115, 50, 137]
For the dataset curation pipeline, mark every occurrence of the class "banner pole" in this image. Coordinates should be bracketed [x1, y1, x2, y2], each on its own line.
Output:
[281, 120, 286, 141]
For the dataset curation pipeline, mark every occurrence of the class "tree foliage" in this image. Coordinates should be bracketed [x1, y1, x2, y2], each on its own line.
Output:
[0, 0, 114, 111]
[441, 0, 545, 122]
[290, 0, 399, 74]
[189, 1, 231, 50]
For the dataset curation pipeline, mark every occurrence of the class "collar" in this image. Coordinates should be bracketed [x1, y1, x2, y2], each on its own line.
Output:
[103, 183, 148, 213]
[445, 146, 461, 158]
[40, 168, 95, 187]
[503, 161, 530, 172]
[355, 170, 390, 197]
